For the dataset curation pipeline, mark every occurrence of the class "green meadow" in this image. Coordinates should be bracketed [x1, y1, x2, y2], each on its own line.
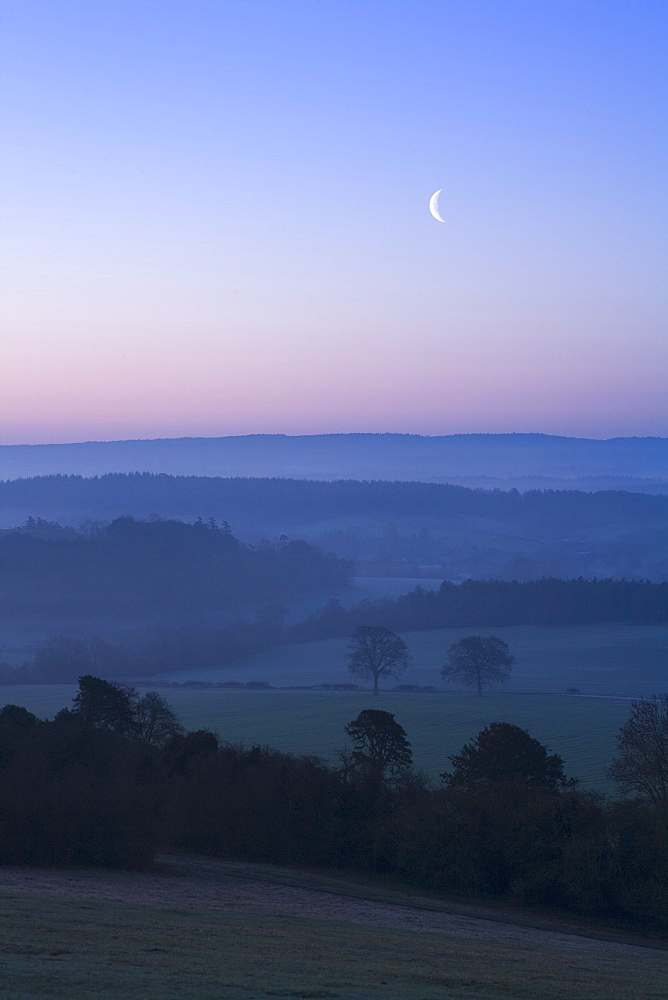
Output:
[147, 688, 632, 794]
[0, 684, 631, 794]
[2, 621, 665, 794]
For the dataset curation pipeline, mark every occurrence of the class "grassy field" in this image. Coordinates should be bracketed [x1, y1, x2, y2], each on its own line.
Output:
[0, 684, 632, 793]
[2, 620, 664, 794]
[0, 857, 665, 1000]
[149, 622, 668, 697]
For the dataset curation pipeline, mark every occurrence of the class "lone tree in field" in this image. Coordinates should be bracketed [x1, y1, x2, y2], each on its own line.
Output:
[441, 635, 514, 696]
[608, 696, 668, 809]
[442, 722, 574, 791]
[346, 625, 410, 695]
[345, 709, 413, 782]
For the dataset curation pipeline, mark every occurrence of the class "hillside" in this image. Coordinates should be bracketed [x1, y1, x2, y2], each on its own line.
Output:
[2, 432, 667, 491]
[3, 856, 664, 999]
[0, 516, 350, 620]
[2, 474, 667, 580]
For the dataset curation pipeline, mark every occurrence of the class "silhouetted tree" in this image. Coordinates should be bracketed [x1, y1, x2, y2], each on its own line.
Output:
[0, 704, 40, 769]
[346, 626, 410, 695]
[164, 729, 220, 772]
[0, 704, 40, 730]
[134, 691, 184, 746]
[72, 675, 137, 737]
[442, 722, 574, 791]
[608, 696, 668, 809]
[345, 709, 413, 782]
[607, 799, 668, 927]
[442, 635, 514, 696]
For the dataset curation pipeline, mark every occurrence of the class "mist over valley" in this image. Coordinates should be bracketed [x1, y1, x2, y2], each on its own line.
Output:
[3, 466, 667, 583]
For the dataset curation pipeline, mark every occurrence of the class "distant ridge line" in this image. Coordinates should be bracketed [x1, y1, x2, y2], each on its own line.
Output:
[4, 431, 667, 448]
[1, 432, 666, 490]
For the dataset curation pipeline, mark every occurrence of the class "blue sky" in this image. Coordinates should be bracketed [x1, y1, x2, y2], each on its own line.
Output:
[1, 0, 666, 443]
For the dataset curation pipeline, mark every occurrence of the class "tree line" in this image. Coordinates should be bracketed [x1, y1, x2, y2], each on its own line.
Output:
[0, 515, 351, 616]
[5, 620, 291, 683]
[297, 577, 668, 641]
[2, 472, 667, 579]
[1, 678, 667, 933]
[4, 575, 666, 684]
[3, 473, 666, 526]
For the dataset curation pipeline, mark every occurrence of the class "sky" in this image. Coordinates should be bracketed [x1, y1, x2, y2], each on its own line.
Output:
[1, 0, 667, 445]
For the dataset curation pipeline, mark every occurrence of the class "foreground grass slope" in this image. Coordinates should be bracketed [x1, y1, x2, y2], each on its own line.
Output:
[1, 857, 665, 1000]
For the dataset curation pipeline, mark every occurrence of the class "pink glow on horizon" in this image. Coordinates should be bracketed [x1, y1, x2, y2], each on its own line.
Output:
[3, 354, 667, 446]
[3, 321, 666, 444]
[1, 3, 666, 448]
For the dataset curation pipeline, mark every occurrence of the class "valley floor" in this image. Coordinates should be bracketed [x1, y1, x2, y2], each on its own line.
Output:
[0, 854, 665, 999]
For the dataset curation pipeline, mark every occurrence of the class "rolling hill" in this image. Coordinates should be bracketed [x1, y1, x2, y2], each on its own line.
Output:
[2, 432, 667, 491]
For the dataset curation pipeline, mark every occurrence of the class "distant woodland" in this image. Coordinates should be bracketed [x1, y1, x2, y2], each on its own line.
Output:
[0, 516, 350, 616]
[1, 519, 666, 680]
[2, 473, 667, 579]
[296, 577, 668, 637]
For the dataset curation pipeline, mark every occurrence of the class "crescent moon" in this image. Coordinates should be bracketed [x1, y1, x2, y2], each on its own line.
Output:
[429, 189, 445, 223]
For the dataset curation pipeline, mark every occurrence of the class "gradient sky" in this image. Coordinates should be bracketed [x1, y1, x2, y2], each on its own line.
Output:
[1, 0, 666, 444]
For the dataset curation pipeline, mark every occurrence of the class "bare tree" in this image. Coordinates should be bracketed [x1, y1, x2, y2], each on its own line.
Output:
[134, 691, 184, 747]
[346, 626, 410, 695]
[442, 635, 514, 696]
[608, 696, 668, 809]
